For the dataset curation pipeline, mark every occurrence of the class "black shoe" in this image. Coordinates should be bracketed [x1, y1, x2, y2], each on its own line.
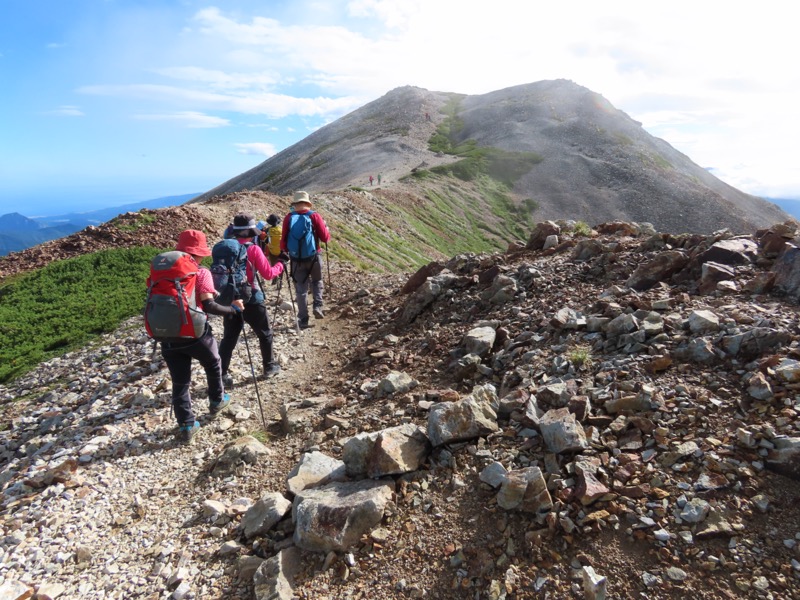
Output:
[299, 322, 314, 330]
[313, 306, 324, 319]
[222, 374, 234, 390]
[262, 364, 281, 378]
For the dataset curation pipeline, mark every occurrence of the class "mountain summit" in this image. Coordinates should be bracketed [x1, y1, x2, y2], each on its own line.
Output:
[192, 80, 789, 234]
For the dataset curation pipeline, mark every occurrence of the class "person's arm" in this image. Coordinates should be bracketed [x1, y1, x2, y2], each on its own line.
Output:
[195, 268, 243, 316]
[247, 244, 284, 280]
[311, 213, 331, 245]
[280, 214, 292, 252]
[199, 292, 244, 316]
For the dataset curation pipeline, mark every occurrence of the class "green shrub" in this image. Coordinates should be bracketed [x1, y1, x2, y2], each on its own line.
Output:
[522, 198, 540, 213]
[0, 246, 165, 382]
[567, 344, 593, 368]
[249, 429, 270, 443]
[572, 221, 593, 237]
[408, 169, 432, 180]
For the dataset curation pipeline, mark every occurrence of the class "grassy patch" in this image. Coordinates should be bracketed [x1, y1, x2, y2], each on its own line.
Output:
[427, 100, 542, 189]
[110, 212, 157, 232]
[248, 429, 270, 444]
[0, 246, 165, 382]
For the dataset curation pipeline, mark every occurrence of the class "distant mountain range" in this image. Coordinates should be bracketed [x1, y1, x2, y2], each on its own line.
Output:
[0, 194, 197, 256]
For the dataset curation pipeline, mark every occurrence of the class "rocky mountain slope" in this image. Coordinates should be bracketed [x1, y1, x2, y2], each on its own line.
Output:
[191, 80, 790, 235]
[0, 185, 531, 281]
[4, 211, 800, 599]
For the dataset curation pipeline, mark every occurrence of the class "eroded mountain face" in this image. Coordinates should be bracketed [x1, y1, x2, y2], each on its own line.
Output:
[193, 81, 790, 234]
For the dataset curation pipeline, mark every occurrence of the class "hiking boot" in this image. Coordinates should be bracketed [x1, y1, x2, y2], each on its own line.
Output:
[222, 374, 234, 390]
[262, 364, 281, 379]
[178, 421, 200, 444]
[210, 393, 231, 416]
[299, 321, 315, 330]
[313, 306, 324, 319]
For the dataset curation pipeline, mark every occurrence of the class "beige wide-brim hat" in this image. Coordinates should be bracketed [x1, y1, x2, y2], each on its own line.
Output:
[291, 190, 313, 209]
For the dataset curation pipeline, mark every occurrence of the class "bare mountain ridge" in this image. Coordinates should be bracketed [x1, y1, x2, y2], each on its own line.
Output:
[192, 80, 790, 235]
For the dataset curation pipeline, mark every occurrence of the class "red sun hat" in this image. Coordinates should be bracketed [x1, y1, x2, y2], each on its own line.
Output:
[175, 229, 212, 257]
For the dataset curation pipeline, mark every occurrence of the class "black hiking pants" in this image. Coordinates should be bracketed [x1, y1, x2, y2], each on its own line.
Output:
[161, 326, 224, 427]
[219, 302, 276, 376]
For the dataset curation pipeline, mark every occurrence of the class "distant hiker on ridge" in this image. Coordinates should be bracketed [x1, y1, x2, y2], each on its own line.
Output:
[369, 175, 374, 186]
[144, 229, 243, 444]
[216, 214, 288, 387]
[280, 191, 330, 330]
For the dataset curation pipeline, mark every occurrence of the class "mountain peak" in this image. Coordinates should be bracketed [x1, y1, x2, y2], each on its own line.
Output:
[191, 80, 790, 234]
[0, 212, 40, 230]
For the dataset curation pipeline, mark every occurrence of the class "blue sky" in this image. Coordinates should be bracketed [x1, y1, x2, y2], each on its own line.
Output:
[2, 1, 799, 216]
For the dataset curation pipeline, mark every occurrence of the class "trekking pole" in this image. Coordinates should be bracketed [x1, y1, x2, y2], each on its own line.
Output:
[324, 243, 333, 300]
[239, 314, 268, 430]
[272, 271, 283, 323]
[284, 268, 301, 336]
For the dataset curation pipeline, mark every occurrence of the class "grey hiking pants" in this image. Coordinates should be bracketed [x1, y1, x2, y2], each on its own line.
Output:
[291, 254, 324, 325]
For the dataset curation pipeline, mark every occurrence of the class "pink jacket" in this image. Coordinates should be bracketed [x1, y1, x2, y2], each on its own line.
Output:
[237, 239, 284, 283]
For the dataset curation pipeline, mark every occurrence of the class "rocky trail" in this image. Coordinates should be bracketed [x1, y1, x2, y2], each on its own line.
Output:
[5, 217, 800, 599]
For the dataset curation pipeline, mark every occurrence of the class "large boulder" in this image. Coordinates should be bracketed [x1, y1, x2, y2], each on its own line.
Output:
[293, 480, 395, 552]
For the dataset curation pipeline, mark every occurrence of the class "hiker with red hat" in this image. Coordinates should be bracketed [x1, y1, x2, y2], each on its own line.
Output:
[157, 229, 244, 444]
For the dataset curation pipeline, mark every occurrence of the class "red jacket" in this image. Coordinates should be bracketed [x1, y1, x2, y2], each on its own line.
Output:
[280, 209, 330, 253]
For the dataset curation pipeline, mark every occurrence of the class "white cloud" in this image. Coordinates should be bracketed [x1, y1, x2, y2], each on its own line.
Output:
[131, 111, 230, 128]
[153, 66, 279, 91]
[44, 106, 84, 117]
[235, 142, 277, 156]
[79, 84, 363, 119]
[59, 1, 800, 197]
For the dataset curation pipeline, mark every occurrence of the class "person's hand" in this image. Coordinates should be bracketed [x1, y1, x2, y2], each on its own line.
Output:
[278, 251, 290, 262]
[231, 299, 244, 312]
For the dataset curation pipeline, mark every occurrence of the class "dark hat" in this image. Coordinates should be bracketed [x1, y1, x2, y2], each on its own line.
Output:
[266, 214, 280, 226]
[231, 213, 258, 238]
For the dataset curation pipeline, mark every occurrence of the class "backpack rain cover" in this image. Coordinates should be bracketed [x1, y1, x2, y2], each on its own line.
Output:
[144, 251, 207, 341]
[210, 239, 253, 306]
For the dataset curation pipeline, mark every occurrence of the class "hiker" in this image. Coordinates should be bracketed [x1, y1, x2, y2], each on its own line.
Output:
[255, 220, 268, 254]
[377, 173, 382, 185]
[280, 191, 330, 330]
[218, 214, 288, 386]
[156, 230, 243, 443]
[264, 214, 282, 266]
[369, 175, 374, 186]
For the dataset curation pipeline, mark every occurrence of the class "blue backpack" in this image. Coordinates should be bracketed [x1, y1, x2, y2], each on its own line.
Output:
[210, 240, 253, 305]
[286, 211, 317, 261]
